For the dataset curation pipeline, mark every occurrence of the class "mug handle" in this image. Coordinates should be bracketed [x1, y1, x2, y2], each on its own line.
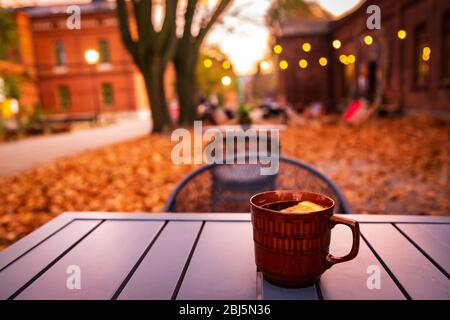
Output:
[326, 215, 360, 269]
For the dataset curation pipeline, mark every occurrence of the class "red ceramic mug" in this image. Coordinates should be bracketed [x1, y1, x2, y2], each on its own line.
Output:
[250, 190, 360, 287]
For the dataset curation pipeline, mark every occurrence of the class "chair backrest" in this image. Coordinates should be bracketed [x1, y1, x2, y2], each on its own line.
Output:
[163, 156, 351, 213]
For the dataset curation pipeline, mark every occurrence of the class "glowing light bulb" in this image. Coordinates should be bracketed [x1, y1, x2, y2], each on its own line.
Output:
[84, 49, 99, 64]
[274, 44, 283, 54]
[222, 60, 231, 69]
[302, 43, 311, 52]
[203, 58, 213, 68]
[319, 57, 328, 66]
[298, 59, 308, 69]
[221, 76, 232, 86]
[332, 40, 341, 49]
[364, 35, 373, 45]
[397, 30, 407, 40]
[279, 60, 288, 70]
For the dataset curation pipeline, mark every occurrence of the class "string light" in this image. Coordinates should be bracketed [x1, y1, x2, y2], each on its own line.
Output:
[397, 30, 407, 40]
[339, 54, 348, 65]
[221, 76, 232, 86]
[302, 43, 311, 52]
[203, 58, 212, 68]
[298, 59, 308, 69]
[260, 60, 269, 70]
[319, 57, 328, 66]
[274, 44, 283, 54]
[84, 49, 99, 64]
[332, 40, 341, 49]
[222, 60, 231, 69]
[279, 60, 288, 70]
[364, 35, 373, 45]
[422, 47, 431, 61]
[347, 54, 356, 64]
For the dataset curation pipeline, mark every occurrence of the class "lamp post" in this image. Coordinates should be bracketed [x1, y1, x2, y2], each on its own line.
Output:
[84, 49, 100, 122]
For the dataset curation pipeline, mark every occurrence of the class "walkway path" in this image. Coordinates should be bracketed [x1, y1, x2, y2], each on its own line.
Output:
[0, 118, 151, 177]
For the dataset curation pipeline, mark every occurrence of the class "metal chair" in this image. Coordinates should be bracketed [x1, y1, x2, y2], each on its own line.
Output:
[164, 156, 351, 214]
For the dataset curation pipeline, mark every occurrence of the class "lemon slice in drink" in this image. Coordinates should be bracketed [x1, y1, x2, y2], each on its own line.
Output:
[281, 201, 325, 213]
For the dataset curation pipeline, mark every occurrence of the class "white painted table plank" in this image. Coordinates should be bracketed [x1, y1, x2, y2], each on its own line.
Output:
[262, 277, 318, 300]
[0, 214, 76, 270]
[0, 220, 101, 299]
[360, 224, 450, 300]
[118, 221, 202, 300]
[319, 224, 405, 300]
[176, 222, 257, 300]
[15, 220, 164, 300]
[396, 224, 450, 274]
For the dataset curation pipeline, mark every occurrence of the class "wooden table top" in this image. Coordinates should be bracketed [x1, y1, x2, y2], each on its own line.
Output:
[0, 212, 449, 300]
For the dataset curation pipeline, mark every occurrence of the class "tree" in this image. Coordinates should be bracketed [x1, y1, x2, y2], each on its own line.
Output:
[174, 0, 232, 126]
[116, 0, 177, 133]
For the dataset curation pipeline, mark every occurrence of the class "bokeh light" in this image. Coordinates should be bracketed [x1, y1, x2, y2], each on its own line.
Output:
[279, 60, 288, 70]
[332, 39, 341, 49]
[203, 58, 213, 68]
[221, 76, 232, 86]
[273, 44, 283, 55]
[319, 57, 328, 66]
[298, 59, 308, 69]
[364, 35, 373, 45]
[84, 49, 99, 64]
[222, 60, 231, 69]
[302, 43, 311, 52]
[397, 29, 407, 40]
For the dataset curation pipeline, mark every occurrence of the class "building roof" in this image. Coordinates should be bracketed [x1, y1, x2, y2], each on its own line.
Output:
[274, 0, 367, 37]
[22, 0, 116, 18]
[271, 2, 334, 37]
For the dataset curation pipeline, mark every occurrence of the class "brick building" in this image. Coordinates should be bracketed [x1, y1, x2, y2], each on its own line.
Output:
[20, 0, 150, 117]
[274, 0, 450, 115]
[0, 11, 40, 115]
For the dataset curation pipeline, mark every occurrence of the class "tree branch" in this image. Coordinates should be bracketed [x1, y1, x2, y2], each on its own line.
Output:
[132, 0, 154, 50]
[182, 0, 198, 40]
[116, 0, 139, 65]
[160, 0, 178, 41]
[196, 0, 232, 45]
[158, 0, 178, 62]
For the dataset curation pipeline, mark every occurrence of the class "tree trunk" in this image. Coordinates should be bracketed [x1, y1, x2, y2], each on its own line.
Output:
[176, 63, 198, 125]
[143, 64, 172, 133]
[174, 45, 199, 126]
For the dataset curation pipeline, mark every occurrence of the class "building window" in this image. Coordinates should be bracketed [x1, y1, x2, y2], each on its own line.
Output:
[99, 39, 110, 63]
[413, 23, 429, 87]
[101, 83, 114, 106]
[54, 41, 66, 66]
[58, 86, 71, 109]
[443, 10, 450, 80]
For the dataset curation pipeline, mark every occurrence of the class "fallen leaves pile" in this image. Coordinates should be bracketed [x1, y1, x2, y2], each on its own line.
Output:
[0, 116, 449, 250]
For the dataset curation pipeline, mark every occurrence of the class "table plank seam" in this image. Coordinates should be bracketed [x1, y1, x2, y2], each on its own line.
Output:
[315, 283, 324, 300]
[392, 223, 450, 280]
[171, 221, 205, 300]
[111, 221, 169, 300]
[7, 219, 105, 300]
[0, 218, 76, 273]
[73, 218, 251, 223]
[360, 232, 412, 300]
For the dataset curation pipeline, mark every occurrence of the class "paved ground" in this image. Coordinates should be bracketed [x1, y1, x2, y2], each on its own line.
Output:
[0, 118, 152, 177]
